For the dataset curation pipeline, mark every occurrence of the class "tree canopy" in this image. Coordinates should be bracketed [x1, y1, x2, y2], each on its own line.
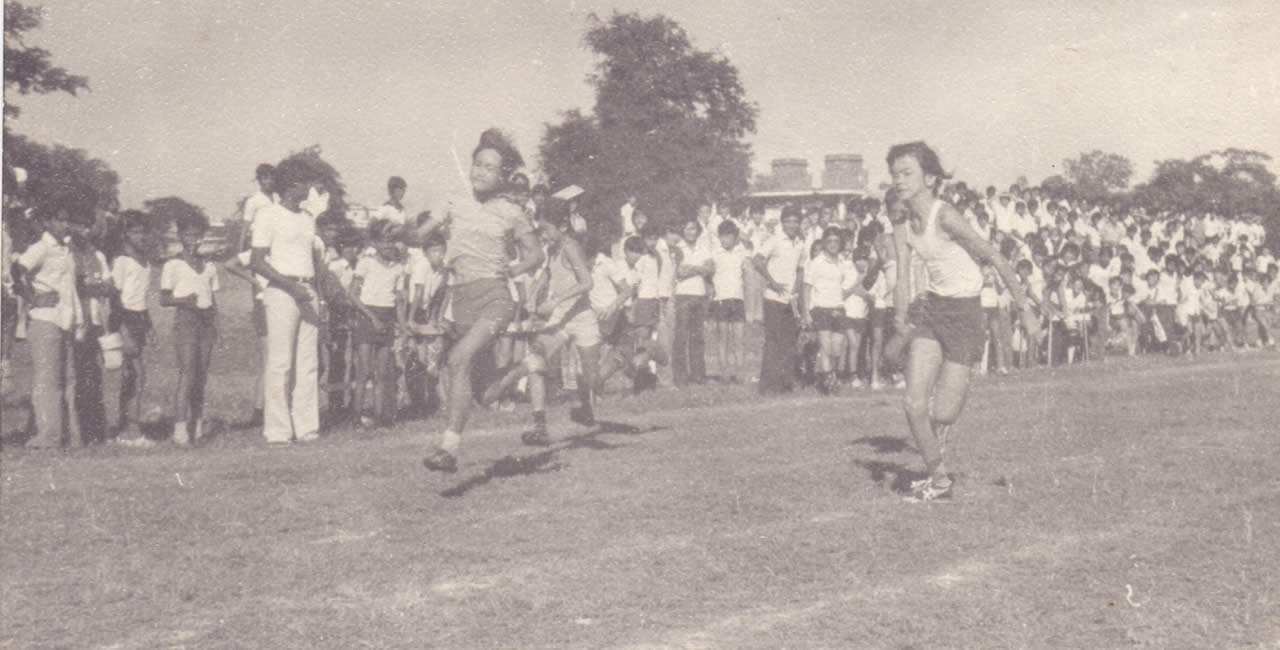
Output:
[3, 1, 89, 119]
[540, 11, 757, 235]
[1060, 150, 1134, 201]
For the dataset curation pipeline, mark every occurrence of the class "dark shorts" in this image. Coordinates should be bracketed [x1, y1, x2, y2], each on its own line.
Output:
[906, 293, 985, 365]
[354, 305, 397, 346]
[451, 278, 515, 336]
[710, 299, 745, 323]
[252, 298, 267, 337]
[810, 307, 844, 332]
[839, 316, 868, 332]
[173, 308, 216, 349]
[118, 309, 152, 354]
[2, 291, 18, 333]
[869, 307, 891, 330]
[633, 298, 660, 328]
[598, 309, 628, 346]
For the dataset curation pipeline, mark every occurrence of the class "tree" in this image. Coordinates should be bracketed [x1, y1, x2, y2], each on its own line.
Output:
[4, 1, 89, 119]
[279, 144, 347, 220]
[3, 131, 117, 214]
[540, 11, 758, 235]
[1062, 150, 1134, 200]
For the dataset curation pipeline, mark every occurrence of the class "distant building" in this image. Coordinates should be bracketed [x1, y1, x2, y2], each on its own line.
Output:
[750, 154, 869, 219]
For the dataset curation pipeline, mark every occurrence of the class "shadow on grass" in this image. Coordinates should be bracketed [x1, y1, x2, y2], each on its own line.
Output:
[849, 435, 912, 454]
[853, 459, 927, 494]
[439, 420, 667, 498]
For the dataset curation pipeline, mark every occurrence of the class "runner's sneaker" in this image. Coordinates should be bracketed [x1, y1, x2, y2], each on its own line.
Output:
[521, 427, 551, 447]
[849, 378, 865, 390]
[422, 448, 458, 473]
[904, 476, 953, 503]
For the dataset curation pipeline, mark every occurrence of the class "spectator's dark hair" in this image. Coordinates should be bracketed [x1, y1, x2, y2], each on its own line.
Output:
[860, 220, 884, 242]
[255, 163, 275, 182]
[780, 205, 803, 223]
[367, 218, 395, 242]
[509, 172, 530, 194]
[1015, 259, 1033, 275]
[886, 141, 951, 191]
[423, 233, 446, 250]
[821, 225, 843, 242]
[388, 176, 406, 191]
[682, 219, 703, 239]
[1060, 242, 1080, 259]
[120, 209, 151, 232]
[852, 245, 871, 261]
[473, 128, 523, 178]
[274, 155, 328, 192]
[624, 236, 647, 254]
[175, 211, 209, 234]
[717, 220, 739, 237]
[640, 224, 662, 239]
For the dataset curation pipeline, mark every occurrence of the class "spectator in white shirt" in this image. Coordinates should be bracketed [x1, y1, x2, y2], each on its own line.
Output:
[17, 201, 83, 449]
[108, 210, 156, 446]
[249, 155, 332, 444]
[159, 214, 221, 445]
[753, 206, 806, 393]
[238, 163, 277, 250]
[348, 221, 408, 428]
[673, 219, 713, 385]
[804, 226, 851, 394]
[372, 176, 408, 225]
[709, 220, 750, 383]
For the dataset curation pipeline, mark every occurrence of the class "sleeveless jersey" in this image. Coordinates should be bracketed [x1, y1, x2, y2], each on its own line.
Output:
[905, 200, 983, 298]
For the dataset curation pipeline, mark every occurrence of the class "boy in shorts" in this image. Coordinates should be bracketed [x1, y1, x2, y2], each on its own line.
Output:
[710, 220, 749, 383]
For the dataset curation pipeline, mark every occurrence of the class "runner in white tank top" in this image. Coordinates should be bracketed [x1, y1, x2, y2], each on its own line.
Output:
[905, 200, 984, 298]
[886, 142, 1039, 503]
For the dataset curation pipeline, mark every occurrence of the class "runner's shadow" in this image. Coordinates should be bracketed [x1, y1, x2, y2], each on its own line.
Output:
[849, 435, 913, 454]
[853, 459, 927, 494]
[439, 421, 667, 498]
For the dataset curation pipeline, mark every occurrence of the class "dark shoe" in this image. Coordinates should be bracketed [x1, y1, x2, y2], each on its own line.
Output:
[422, 448, 458, 473]
[569, 404, 595, 427]
[521, 427, 551, 447]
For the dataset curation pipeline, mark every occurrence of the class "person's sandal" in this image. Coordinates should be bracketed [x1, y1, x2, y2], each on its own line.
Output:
[422, 448, 458, 473]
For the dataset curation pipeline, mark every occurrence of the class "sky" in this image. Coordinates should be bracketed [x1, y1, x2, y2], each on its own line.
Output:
[7, 0, 1279, 220]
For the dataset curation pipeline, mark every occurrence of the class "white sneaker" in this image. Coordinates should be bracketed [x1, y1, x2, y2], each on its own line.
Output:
[869, 380, 884, 391]
[849, 378, 865, 390]
[904, 476, 953, 503]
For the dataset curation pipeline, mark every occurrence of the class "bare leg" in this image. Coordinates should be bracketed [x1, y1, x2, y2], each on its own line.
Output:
[902, 337, 944, 476]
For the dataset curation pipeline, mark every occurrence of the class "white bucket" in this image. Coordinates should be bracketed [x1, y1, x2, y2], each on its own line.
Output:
[99, 332, 124, 370]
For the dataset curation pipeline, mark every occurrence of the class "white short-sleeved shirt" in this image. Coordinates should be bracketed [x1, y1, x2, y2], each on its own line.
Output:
[842, 263, 870, 319]
[18, 232, 80, 330]
[161, 258, 220, 309]
[655, 239, 676, 299]
[870, 260, 896, 310]
[757, 233, 807, 304]
[1154, 272, 1180, 305]
[328, 257, 354, 291]
[409, 253, 443, 300]
[354, 256, 405, 309]
[112, 254, 151, 312]
[675, 241, 710, 297]
[634, 254, 660, 300]
[243, 191, 276, 229]
[251, 204, 320, 278]
[805, 254, 847, 309]
[373, 202, 407, 225]
[711, 244, 749, 301]
[590, 254, 633, 314]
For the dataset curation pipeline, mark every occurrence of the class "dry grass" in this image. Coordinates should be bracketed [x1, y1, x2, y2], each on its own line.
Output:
[2, 278, 1279, 648]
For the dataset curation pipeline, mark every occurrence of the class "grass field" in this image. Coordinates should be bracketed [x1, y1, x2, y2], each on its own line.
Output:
[2, 279, 1279, 648]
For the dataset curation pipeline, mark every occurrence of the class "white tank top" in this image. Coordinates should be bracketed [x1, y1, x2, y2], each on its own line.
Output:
[905, 200, 983, 298]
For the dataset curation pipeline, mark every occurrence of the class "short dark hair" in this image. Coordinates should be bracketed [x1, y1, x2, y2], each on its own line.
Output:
[717, 220, 739, 237]
[388, 176, 406, 191]
[886, 141, 951, 191]
[473, 128, 523, 177]
[175, 212, 209, 233]
[623, 236, 647, 254]
[255, 163, 275, 181]
[780, 205, 802, 223]
[535, 197, 572, 229]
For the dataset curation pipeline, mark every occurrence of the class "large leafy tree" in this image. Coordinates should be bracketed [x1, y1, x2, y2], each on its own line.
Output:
[4, 1, 89, 119]
[540, 11, 757, 234]
[1133, 149, 1278, 239]
[1062, 150, 1134, 201]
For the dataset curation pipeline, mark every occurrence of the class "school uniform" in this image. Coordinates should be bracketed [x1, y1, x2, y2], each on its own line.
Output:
[710, 243, 749, 323]
[353, 255, 405, 347]
[804, 254, 847, 332]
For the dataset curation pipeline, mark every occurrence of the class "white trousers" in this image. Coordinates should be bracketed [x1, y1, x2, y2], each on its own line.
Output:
[262, 286, 319, 442]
